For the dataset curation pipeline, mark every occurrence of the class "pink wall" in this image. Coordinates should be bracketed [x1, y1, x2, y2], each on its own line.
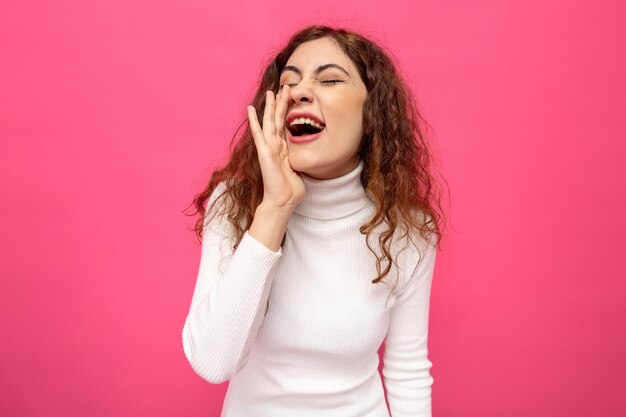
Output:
[1, 0, 624, 416]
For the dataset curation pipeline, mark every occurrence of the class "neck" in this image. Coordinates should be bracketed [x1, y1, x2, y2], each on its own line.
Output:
[293, 160, 370, 220]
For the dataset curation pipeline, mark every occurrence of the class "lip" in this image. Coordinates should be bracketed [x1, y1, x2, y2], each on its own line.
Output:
[285, 112, 325, 126]
[285, 112, 325, 144]
[287, 128, 323, 144]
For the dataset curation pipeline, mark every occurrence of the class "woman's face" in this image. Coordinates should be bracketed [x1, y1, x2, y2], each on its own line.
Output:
[280, 37, 368, 180]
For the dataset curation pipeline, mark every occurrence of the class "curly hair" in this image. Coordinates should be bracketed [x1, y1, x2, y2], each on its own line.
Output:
[185, 25, 447, 289]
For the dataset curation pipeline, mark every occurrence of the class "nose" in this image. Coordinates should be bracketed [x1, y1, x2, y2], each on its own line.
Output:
[289, 82, 313, 104]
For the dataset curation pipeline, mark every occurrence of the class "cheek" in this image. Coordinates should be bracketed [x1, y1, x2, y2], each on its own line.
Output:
[327, 96, 365, 135]
[341, 104, 365, 140]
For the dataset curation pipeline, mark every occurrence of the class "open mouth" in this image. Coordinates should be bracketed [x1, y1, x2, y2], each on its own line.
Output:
[287, 117, 326, 137]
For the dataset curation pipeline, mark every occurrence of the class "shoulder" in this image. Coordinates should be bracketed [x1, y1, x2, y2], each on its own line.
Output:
[207, 179, 236, 208]
[205, 178, 243, 222]
[390, 211, 438, 292]
[203, 179, 240, 237]
[201, 179, 241, 269]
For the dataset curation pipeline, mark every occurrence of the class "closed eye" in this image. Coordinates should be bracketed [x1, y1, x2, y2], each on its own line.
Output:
[279, 80, 343, 89]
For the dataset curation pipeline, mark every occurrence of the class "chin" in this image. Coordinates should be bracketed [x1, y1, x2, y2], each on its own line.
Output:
[288, 152, 324, 175]
[289, 155, 351, 180]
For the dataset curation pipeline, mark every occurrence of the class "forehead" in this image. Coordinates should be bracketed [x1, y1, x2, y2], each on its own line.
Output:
[285, 37, 355, 71]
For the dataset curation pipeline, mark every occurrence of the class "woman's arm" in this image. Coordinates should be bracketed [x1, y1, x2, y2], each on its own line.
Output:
[183, 87, 302, 383]
[382, 240, 437, 417]
[181, 183, 287, 384]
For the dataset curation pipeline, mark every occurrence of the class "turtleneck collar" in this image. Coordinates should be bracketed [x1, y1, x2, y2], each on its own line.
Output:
[293, 160, 371, 220]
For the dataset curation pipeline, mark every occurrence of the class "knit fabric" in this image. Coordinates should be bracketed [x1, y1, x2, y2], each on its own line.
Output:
[182, 160, 437, 417]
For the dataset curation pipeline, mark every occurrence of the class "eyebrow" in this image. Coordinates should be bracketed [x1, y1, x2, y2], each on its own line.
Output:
[280, 64, 351, 78]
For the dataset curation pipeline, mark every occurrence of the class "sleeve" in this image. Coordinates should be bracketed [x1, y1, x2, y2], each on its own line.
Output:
[181, 182, 283, 384]
[382, 239, 437, 417]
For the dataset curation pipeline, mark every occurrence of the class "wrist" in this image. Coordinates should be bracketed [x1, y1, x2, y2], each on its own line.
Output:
[257, 201, 297, 216]
[249, 203, 293, 252]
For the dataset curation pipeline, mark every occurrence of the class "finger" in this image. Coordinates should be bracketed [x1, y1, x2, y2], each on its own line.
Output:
[275, 85, 290, 137]
[247, 105, 266, 148]
[262, 90, 276, 137]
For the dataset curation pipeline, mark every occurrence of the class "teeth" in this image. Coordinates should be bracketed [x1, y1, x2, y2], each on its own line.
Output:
[289, 117, 324, 130]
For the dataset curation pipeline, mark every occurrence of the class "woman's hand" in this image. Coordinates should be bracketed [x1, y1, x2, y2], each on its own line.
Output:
[247, 85, 305, 210]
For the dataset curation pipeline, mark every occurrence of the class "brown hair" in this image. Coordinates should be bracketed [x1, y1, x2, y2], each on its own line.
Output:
[185, 25, 448, 288]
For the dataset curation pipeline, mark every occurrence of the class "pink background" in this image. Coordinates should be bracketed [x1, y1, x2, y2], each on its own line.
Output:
[1, 0, 625, 416]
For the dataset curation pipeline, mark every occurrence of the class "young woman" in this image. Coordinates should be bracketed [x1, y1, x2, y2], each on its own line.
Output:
[182, 25, 446, 417]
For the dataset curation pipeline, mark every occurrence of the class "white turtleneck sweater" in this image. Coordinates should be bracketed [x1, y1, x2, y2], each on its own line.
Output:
[182, 161, 437, 417]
